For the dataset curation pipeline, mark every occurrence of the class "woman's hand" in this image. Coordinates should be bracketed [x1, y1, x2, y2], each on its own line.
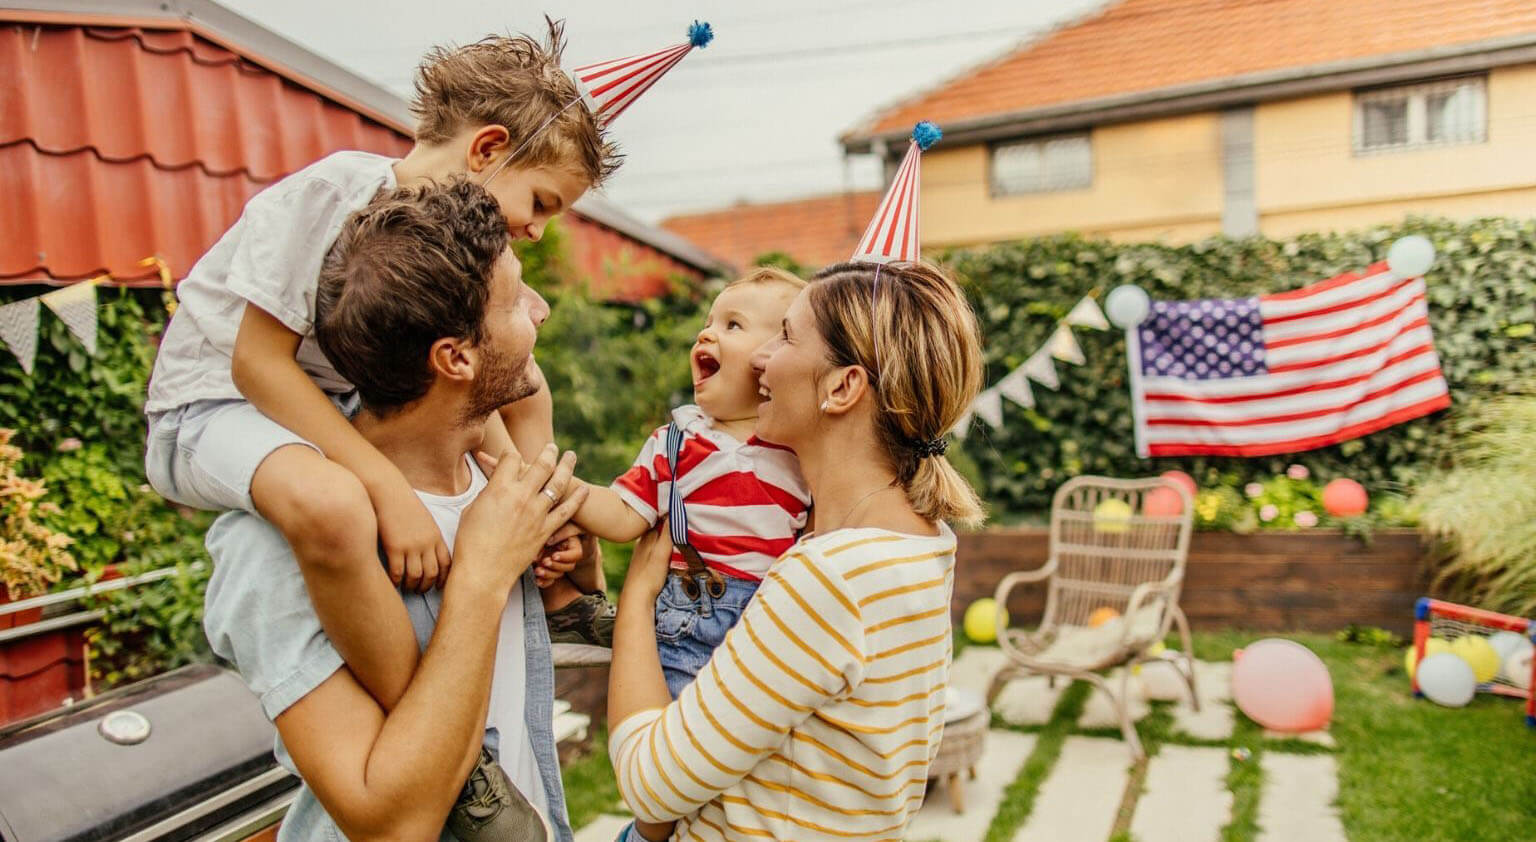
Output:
[622, 524, 673, 604]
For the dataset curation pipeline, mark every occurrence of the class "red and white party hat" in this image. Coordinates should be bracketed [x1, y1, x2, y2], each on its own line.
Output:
[572, 21, 713, 124]
[852, 121, 942, 264]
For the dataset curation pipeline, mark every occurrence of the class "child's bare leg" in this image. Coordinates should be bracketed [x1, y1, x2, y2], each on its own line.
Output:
[252, 444, 418, 710]
[540, 575, 585, 612]
[634, 820, 676, 841]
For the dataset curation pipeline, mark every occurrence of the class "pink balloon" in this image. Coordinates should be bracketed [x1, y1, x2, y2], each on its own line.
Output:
[1144, 486, 1184, 516]
[1230, 638, 1334, 732]
[1160, 470, 1197, 498]
[1322, 479, 1368, 517]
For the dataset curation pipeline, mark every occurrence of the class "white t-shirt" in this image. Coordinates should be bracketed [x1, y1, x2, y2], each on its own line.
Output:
[415, 457, 550, 823]
[146, 151, 397, 413]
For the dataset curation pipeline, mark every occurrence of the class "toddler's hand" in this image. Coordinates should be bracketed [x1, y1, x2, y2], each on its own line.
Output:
[371, 472, 450, 593]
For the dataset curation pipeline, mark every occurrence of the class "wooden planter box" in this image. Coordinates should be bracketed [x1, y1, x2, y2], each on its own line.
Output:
[0, 583, 92, 726]
[955, 528, 1429, 636]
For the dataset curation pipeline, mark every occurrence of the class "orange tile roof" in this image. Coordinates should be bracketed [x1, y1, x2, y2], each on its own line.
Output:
[854, 0, 1536, 139]
[662, 191, 882, 274]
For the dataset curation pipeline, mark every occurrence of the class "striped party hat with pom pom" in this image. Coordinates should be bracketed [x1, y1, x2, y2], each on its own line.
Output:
[572, 21, 714, 124]
[852, 121, 941, 264]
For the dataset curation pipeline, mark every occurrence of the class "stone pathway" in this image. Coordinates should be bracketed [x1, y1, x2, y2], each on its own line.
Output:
[571, 647, 1351, 841]
[1130, 745, 1232, 842]
[1258, 754, 1348, 842]
[1013, 737, 1129, 842]
[907, 730, 1036, 842]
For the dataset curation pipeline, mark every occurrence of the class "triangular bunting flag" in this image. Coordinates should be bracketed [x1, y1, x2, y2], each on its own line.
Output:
[40, 281, 98, 355]
[0, 297, 39, 374]
[1023, 349, 1059, 390]
[973, 389, 1004, 429]
[951, 406, 974, 440]
[996, 368, 1035, 409]
[1064, 296, 1110, 330]
[1048, 325, 1085, 366]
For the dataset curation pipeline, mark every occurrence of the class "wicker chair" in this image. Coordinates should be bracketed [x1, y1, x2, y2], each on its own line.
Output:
[986, 476, 1198, 759]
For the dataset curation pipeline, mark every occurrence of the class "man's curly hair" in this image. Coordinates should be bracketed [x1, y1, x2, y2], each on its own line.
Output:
[411, 17, 622, 186]
[315, 178, 509, 414]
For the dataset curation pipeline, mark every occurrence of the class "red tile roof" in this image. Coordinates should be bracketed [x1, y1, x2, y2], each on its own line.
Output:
[661, 191, 882, 275]
[0, 22, 411, 285]
[0, 13, 716, 299]
[852, 0, 1536, 140]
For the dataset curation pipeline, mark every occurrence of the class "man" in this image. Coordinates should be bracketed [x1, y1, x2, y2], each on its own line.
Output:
[203, 178, 589, 841]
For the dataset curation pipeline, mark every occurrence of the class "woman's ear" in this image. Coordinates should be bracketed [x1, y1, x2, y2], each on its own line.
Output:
[466, 125, 512, 174]
[429, 337, 477, 385]
[820, 365, 871, 416]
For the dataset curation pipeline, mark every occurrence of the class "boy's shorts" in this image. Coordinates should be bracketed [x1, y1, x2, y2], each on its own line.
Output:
[144, 397, 351, 513]
[655, 572, 760, 699]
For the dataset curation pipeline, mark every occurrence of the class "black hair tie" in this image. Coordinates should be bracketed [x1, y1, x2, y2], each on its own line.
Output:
[910, 436, 949, 458]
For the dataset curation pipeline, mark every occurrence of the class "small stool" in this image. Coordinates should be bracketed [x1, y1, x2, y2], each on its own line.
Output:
[928, 688, 988, 813]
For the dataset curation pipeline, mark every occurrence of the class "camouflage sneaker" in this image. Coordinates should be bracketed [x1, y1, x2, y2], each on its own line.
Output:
[448, 747, 547, 842]
[547, 592, 616, 649]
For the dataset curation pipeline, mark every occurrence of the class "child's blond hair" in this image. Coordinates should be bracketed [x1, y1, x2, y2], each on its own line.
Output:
[411, 18, 622, 186]
[726, 266, 807, 293]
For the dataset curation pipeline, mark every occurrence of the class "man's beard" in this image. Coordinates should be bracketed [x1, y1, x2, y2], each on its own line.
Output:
[459, 344, 537, 427]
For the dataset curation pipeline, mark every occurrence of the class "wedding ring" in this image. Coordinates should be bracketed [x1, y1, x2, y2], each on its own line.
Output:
[540, 487, 560, 505]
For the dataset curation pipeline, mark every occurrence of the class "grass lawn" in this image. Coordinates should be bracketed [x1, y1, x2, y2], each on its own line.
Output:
[561, 631, 1536, 840]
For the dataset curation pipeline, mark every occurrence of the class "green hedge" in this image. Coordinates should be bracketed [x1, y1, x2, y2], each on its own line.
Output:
[946, 217, 1536, 516]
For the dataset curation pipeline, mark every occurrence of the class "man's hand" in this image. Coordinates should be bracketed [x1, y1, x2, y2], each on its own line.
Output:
[369, 470, 451, 593]
[455, 444, 587, 598]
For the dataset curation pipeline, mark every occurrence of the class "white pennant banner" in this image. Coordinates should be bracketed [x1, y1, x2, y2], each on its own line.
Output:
[1023, 349, 1060, 390]
[1048, 324, 1086, 366]
[0, 298, 40, 375]
[973, 389, 1004, 429]
[1064, 295, 1110, 330]
[996, 368, 1034, 409]
[40, 282, 99, 355]
[951, 406, 974, 440]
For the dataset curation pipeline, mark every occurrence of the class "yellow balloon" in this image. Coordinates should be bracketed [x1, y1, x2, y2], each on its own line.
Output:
[1450, 635, 1501, 684]
[1404, 638, 1452, 680]
[964, 598, 1007, 644]
[1093, 499, 1133, 533]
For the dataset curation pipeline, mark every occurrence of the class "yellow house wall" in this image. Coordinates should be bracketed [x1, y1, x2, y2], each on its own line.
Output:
[921, 112, 1224, 247]
[1254, 65, 1536, 234]
[919, 64, 1536, 247]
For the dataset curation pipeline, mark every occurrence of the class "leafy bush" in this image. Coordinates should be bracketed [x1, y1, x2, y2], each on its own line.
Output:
[946, 217, 1536, 517]
[1413, 394, 1536, 616]
[0, 429, 77, 598]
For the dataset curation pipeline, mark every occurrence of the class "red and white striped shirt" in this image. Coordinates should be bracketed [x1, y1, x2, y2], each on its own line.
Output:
[612, 405, 811, 581]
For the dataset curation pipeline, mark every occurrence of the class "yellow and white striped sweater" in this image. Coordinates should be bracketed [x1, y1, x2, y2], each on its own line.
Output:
[610, 525, 957, 841]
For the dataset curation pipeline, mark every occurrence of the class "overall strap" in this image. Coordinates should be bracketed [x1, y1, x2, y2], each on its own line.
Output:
[665, 422, 723, 599]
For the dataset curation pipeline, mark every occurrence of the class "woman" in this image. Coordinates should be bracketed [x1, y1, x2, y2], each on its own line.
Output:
[607, 260, 985, 841]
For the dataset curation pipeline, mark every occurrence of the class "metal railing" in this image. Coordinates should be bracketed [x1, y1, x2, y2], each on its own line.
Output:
[0, 563, 203, 645]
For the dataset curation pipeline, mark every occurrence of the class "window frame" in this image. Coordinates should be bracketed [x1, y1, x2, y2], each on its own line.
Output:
[988, 131, 1095, 197]
[1352, 75, 1488, 156]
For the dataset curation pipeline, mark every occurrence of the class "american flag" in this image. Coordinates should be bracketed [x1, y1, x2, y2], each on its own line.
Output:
[1128, 262, 1450, 457]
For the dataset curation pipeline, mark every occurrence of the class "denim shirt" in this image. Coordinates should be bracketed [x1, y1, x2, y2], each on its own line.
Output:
[202, 510, 572, 842]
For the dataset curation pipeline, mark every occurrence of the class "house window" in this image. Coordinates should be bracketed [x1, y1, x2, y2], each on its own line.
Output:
[991, 133, 1092, 195]
[1354, 76, 1486, 154]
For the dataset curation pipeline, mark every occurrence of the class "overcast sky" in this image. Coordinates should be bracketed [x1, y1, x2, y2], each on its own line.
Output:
[216, 0, 1107, 223]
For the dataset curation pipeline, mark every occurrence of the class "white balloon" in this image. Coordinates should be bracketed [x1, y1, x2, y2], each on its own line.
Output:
[1499, 637, 1534, 689]
[1487, 631, 1527, 662]
[1417, 652, 1477, 707]
[1106, 285, 1151, 328]
[1387, 235, 1436, 279]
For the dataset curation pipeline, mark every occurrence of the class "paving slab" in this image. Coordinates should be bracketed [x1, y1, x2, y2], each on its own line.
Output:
[1013, 737, 1130, 842]
[1264, 728, 1336, 748]
[949, 646, 1010, 700]
[1078, 667, 1151, 729]
[1257, 753, 1347, 842]
[573, 814, 633, 842]
[1130, 745, 1232, 842]
[907, 729, 1037, 842]
[993, 673, 1068, 727]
